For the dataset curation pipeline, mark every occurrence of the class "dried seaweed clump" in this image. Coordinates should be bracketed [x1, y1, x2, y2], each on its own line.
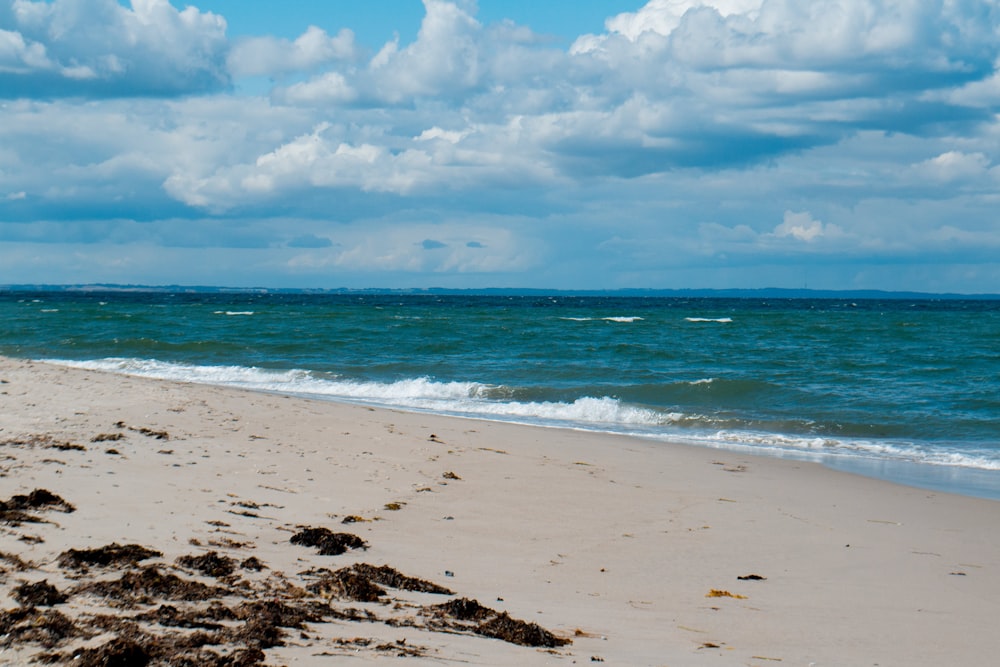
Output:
[229, 599, 332, 649]
[290, 527, 367, 556]
[12, 579, 68, 606]
[76, 565, 229, 605]
[57, 543, 162, 570]
[348, 563, 454, 595]
[426, 597, 570, 648]
[176, 551, 237, 578]
[0, 606, 86, 649]
[0, 489, 76, 524]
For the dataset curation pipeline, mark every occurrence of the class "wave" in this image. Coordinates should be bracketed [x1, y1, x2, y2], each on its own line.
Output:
[42, 357, 1000, 473]
[685, 317, 732, 323]
[214, 311, 255, 316]
[558, 316, 644, 322]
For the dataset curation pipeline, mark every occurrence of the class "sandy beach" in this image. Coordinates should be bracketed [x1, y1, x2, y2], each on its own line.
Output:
[1, 355, 998, 666]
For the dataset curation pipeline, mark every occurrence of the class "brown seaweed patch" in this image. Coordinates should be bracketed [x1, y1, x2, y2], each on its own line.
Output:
[240, 556, 266, 571]
[347, 563, 453, 595]
[425, 597, 570, 647]
[290, 527, 367, 556]
[476, 612, 570, 648]
[58, 543, 162, 570]
[228, 599, 331, 649]
[71, 637, 151, 666]
[307, 569, 388, 603]
[706, 589, 748, 599]
[91, 432, 125, 442]
[0, 607, 86, 649]
[12, 579, 68, 606]
[76, 565, 228, 605]
[0, 550, 32, 571]
[176, 551, 237, 578]
[1, 489, 76, 525]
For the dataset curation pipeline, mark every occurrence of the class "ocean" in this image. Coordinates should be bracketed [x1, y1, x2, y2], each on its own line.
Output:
[2, 291, 998, 500]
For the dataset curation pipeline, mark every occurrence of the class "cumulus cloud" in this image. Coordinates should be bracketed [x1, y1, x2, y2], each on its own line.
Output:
[4, 0, 1000, 290]
[913, 150, 991, 182]
[0, 0, 229, 97]
[773, 211, 842, 243]
[228, 26, 359, 78]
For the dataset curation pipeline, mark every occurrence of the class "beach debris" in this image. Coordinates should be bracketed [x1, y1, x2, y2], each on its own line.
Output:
[383, 502, 405, 511]
[114, 421, 170, 440]
[0, 489, 76, 525]
[58, 543, 162, 570]
[0, 606, 86, 649]
[91, 432, 125, 442]
[241, 556, 267, 571]
[442, 471, 461, 480]
[738, 574, 767, 581]
[48, 441, 87, 452]
[12, 579, 68, 606]
[290, 526, 368, 555]
[706, 589, 748, 599]
[75, 565, 229, 605]
[176, 551, 238, 578]
[425, 597, 571, 647]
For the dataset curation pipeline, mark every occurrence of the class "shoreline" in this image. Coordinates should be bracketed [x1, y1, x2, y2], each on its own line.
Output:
[33, 356, 1000, 503]
[2, 355, 999, 665]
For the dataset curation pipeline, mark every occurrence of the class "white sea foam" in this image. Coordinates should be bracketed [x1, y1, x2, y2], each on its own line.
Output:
[214, 311, 255, 316]
[602, 316, 644, 323]
[559, 317, 594, 321]
[685, 317, 732, 323]
[42, 357, 1000, 473]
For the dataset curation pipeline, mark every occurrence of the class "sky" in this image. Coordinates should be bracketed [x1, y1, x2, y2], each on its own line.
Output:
[2, 1, 1000, 293]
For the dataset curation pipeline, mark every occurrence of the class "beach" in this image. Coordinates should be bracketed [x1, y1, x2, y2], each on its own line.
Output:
[1, 355, 998, 666]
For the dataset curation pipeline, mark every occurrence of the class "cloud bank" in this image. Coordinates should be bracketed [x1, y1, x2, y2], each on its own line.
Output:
[1, 0, 999, 292]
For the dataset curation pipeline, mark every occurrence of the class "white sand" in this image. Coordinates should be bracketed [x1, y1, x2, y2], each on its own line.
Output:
[1, 356, 998, 665]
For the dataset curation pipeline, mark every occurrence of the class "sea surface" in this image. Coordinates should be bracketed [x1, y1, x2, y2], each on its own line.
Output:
[2, 291, 998, 500]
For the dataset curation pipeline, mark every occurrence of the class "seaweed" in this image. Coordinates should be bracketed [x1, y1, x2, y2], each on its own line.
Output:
[0, 607, 86, 649]
[307, 569, 387, 603]
[346, 563, 454, 595]
[58, 543, 162, 570]
[76, 565, 228, 605]
[71, 637, 150, 667]
[425, 597, 570, 647]
[476, 612, 570, 648]
[176, 551, 237, 578]
[706, 589, 748, 599]
[0, 488, 76, 524]
[12, 579, 68, 606]
[289, 527, 367, 556]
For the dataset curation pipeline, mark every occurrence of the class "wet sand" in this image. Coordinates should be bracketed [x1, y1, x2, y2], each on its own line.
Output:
[1, 355, 998, 665]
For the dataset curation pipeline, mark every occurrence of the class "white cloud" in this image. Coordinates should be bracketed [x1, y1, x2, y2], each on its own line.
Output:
[228, 26, 359, 78]
[0, 0, 229, 97]
[773, 211, 841, 243]
[913, 151, 990, 182]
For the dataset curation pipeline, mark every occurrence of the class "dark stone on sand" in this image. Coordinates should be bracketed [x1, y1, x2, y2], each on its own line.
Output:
[290, 526, 367, 556]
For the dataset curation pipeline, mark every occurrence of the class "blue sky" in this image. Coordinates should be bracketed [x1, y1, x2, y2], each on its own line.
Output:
[2, 0, 1000, 293]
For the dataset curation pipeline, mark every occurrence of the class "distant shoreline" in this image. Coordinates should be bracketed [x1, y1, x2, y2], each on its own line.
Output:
[3, 284, 999, 300]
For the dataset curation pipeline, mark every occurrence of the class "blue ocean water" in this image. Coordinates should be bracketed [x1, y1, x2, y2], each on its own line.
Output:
[2, 291, 998, 499]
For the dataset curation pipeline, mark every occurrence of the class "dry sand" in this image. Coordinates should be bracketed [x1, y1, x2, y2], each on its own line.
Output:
[1, 355, 998, 666]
